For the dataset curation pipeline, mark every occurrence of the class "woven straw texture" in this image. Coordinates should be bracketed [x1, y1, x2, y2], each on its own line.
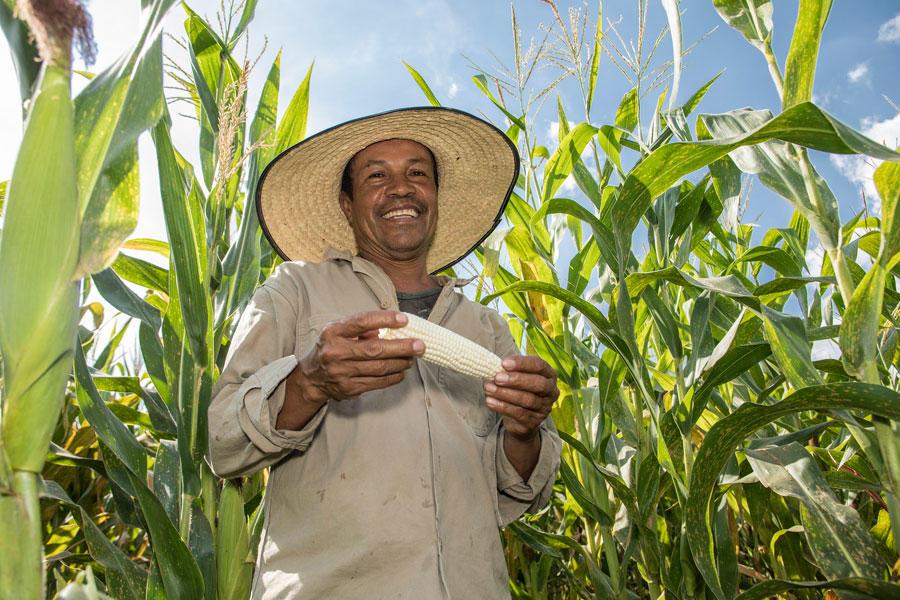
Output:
[256, 107, 518, 274]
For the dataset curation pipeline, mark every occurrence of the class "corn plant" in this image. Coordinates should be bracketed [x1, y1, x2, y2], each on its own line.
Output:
[0, 0, 177, 596]
[23, 2, 309, 600]
[410, 1, 900, 597]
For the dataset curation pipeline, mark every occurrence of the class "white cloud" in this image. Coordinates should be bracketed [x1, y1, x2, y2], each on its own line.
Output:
[830, 112, 900, 212]
[448, 82, 459, 99]
[877, 12, 900, 43]
[546, 120, 576, 143]
[847, 63, 869, 84]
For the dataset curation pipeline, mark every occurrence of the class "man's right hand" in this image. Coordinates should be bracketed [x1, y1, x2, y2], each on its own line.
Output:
[276, 311, 423, 430]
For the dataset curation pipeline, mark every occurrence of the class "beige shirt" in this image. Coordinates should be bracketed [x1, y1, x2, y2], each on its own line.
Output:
[208, 249, 561, 599]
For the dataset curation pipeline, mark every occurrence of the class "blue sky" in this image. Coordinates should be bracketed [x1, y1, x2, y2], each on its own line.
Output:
[1, 0, 899, 252]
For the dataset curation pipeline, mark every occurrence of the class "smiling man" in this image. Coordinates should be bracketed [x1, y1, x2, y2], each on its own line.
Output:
[208, 107, 561, 599]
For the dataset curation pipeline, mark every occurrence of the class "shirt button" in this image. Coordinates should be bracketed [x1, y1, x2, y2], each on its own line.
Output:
[380, 301, 388, 309]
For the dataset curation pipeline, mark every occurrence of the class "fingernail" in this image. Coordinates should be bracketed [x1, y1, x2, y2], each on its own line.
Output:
[502, 357, 515, 369]
[495, 373, 509, 384]
[486, 397, 500, 408]
[413, 339, 425, 353]
[484, 382, 497, 394]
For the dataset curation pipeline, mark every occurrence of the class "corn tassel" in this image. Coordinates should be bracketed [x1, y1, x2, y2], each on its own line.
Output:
[379, 312, 503, 379]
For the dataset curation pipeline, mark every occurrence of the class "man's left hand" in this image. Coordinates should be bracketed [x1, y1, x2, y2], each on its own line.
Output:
[484, 355, 558, 439]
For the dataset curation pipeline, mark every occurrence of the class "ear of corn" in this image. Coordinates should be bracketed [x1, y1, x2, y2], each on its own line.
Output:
[379, 312, 504, 379]
[0, 59, 79, 600]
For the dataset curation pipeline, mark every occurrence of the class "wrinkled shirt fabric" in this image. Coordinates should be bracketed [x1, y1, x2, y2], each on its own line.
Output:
[208, 249, 561, 599]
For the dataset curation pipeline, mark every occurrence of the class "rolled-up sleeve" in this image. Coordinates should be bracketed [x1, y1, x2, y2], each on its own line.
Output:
[481, 309, 562, 526]
[208, 279, 327, 479]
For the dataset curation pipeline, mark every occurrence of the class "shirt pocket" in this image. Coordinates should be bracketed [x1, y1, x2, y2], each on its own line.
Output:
[438, 367, 497, 437]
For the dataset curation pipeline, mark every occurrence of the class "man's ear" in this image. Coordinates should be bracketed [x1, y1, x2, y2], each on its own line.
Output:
[338, 191, 353, 222]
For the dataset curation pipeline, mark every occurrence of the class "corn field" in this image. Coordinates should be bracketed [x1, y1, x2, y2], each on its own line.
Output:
[0, 0, 899, 598]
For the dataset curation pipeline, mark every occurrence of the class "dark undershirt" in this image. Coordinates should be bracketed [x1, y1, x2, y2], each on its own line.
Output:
[396, 287, 442, 319]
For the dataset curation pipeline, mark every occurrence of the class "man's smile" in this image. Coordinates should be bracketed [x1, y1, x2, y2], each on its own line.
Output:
[382, 206, 422, 220]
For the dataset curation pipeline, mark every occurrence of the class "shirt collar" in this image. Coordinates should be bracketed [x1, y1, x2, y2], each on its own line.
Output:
[322, 247, 472, 289]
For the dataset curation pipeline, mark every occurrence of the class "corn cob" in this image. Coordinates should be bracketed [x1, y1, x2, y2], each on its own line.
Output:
[379, 312, 504, 379]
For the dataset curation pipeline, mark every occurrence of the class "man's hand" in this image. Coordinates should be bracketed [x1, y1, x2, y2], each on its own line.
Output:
[484, 355, 558, 438]
[484, 355, 558, 479]
[277, 311, 423, 430]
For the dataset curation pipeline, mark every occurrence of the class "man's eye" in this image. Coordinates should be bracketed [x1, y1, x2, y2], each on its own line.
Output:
[367, 172, 384, 179]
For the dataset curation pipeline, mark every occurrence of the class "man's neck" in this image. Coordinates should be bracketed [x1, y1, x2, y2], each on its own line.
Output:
[358, 252, 437, 293]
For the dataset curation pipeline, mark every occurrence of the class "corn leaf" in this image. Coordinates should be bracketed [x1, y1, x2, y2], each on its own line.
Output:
[92, 268, 162, 330]
[736, 578, 900, 600]
[112, 253, 169, 293]
[153, 122, 209, 361]
[127, 469, 205, 600]
[40, 480, 147, 600]
[227, 0, 259, 48]
[585, 3, 602, 113]
[274, 63, 313, 155]
[782, 0, 832, 109]
[702, 108, 842, 251]
[0, 1, 40, 105]
[541, 123, 598, 204]
[403, 61, 441, 107]
[608, 102, 900, 244]
[685, 383, 900, 600]
[746, 443, 883, 579]
[74, 0, 178, 276]
[660, 0, 682, 109]
[712, 0, 774, 54]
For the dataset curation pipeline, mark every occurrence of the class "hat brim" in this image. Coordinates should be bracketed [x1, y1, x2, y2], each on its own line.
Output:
[256, 107, 519, 274]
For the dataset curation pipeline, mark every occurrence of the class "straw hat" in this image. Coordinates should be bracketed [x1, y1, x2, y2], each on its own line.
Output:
[256, 107, 520, 274]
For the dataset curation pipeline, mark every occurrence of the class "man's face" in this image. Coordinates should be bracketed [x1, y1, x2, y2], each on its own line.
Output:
[339, 139, 438, 266]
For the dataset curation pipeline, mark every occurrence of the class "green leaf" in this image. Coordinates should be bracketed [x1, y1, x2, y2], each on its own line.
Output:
[92, 267, 162, 329]
[74, 346, 148, 479]
[761, 304, 823, 388]
[712, 0, 774, 54]
[0, 2, 40, 104]
[227, 0, 258, 47]
[152, 122, 209, 360]
[735, 578, 900, 600]
[745, 443, 883, 579]
[74, 0, 178, 276]
[112, 252, 169, 293]
[660, 0, 682, 109]
[701, 108, 842, 252]
[541, 123, 599, 204]
[782, 0, 832, 109]
[403, 61, 441, 106]
[840, 265, 886, 382]
[558, 460, 613, 527]
[615, 88, 639, 132]
[127, 469, 205, 600]
[585, 3, 602, 113]
[608, 102, 900, 244]
[685, 383, 900, 600]
[40, 480, 147, 600]
[274, 62, 313, 155]
[472, 74, 525, 131]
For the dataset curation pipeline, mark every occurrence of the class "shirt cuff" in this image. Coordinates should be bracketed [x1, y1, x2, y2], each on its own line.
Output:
[238, 355, 328, 453]
[495, 424, 556, 502]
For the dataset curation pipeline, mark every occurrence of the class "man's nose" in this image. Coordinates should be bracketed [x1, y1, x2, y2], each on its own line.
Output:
[386, 173, 414, 196]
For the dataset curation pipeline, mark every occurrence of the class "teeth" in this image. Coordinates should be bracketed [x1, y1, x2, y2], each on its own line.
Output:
[383, 208, 418, 219]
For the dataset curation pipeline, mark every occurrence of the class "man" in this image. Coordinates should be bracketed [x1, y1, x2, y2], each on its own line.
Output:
[208, 107, 561, 599]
